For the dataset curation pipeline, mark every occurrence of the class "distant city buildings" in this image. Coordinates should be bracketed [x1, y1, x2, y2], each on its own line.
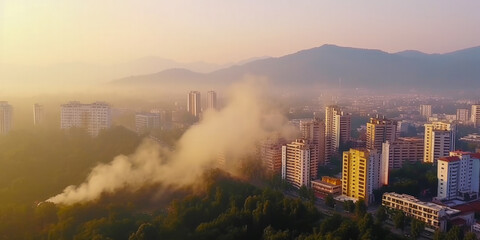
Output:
[437, 151, 480, 201]
[342, 148, 382, 204]
[0, 101, 13, 135]
[420, 104, 432, 118]
[456, 108, 469, 123]
[135, 113, 160, 134]
[206, 91, 217, 110]
[366, 117, 398, 150]
[33, 103, 45, 126]
[187, 91, 201, 118]
[423, 122, 455, 164]
[281, 139, 311, 189]
[472, 104, 480, 128]
[60, 101, 112, 137]
[325, 105, 351, 163]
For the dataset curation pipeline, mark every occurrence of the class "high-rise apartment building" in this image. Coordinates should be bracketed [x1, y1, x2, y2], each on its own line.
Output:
[300, 118, 326, 177]
[325, 106, 351, 164]
[260, 138, 286, 175]
[206, 91, 217, 110]
[60, 101, 111, 137]
[282, 139, 311, 189]
[135, 113, 160, 134]
[420, 104, 432, 118]
[366, 117, 398, 150]
[381, 137, 424, 185]
[0, 101, 13, 135]
[342, 148, 381, 204]
[437, 151, 480, 201]
[471, 104, 480, 128]
[456, 108, 469, 123]
[33, 103, 45, 126]
[187, 91, 201, 117]
[423, 122, 455, 164]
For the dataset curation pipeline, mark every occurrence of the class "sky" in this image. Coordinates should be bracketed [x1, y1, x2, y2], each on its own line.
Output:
[1, 0, 480, 66]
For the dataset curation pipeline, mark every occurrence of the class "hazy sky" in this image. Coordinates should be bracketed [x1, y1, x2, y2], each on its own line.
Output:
[1, 0, 479, 66]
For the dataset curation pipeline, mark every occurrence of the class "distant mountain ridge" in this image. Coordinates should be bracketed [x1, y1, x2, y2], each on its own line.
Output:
[112, 44, 480, 90]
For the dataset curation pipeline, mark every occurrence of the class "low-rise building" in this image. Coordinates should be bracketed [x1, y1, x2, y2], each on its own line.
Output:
[382, 192, 466, 232]
[311, 176, 342, 198]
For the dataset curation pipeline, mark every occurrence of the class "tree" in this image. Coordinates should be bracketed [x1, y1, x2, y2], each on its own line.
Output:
[445, 226, 463, 240]
[325, 194, 335, 208]
[375, 206, 387, 224]
[410, 218, 425, 239]
[465, 232, 477, 240]
[298, 185, 315, 203]
[263, 226, 290, 240]
[129, 223, 158, 240]
[355, 199, 367, 218]
[358, 213, 373, 234]
[343, 200, 355, 213]
[433, 230, 445, 240]
[393, 211, 405, 231]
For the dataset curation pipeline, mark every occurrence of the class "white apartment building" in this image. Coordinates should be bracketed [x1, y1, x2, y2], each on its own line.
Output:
[325, 105, 351, 164]
[135, 113, 160, 134]
[424, 122, 455, 164]
[60, 101, 112, 137]
[382, 192, 462, 232]
[437, 151, 480, 201]
[282, 139, 311, 189]
[472, 104, 480, 128]
[420, 104, 432, 118]
[456, 108, 469, 123]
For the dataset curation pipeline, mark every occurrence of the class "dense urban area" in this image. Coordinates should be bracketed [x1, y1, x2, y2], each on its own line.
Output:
[0, 89, 479, 240]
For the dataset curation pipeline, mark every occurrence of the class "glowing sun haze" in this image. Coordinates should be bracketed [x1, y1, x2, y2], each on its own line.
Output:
[1, 0, 480, 66]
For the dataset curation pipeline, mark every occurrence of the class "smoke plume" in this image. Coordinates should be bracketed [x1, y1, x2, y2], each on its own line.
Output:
[47, 79, 294, 204]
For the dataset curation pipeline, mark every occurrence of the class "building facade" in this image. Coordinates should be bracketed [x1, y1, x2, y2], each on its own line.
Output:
[420, 104, 432, 118]
[33, 103, 45, 126]
[260, 138, 286, 175]
[300, 118, 326, 177]
[382, 192, 461, 232]
[456, 108, 469, 123]
[366, 117, 398, 150]
[282, 139, 311, 189]
[325, 105, 351, 164]
[472, 104, 480, 128]
[424, 122, 455, 164]
[0, 101, 13, 135]
[206, 91, 217, 110]
[60, 101, 111, 137]
[187, 91, 201, 117]
[342, 148, 381, 204]
[437, 152, 480, 201]
[381, 137, 424, 185]
[311, 176, 342, 197]
[135, 113, 161, 134]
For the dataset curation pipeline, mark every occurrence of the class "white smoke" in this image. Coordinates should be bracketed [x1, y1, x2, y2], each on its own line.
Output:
[47, 79, 294, 204]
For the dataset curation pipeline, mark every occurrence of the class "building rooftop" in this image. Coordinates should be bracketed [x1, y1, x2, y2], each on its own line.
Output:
[439, 156, 460, 163]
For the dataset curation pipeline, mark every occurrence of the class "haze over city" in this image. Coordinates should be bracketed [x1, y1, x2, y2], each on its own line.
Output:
[1, 1, 480, 239]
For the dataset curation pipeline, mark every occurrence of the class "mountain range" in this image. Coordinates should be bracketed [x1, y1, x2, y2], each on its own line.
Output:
[112, 44, 480, 91]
